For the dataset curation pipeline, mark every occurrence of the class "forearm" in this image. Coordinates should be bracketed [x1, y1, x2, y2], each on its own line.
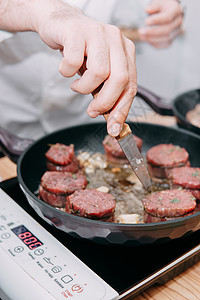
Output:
[0, 0, 73, 32]
[0, 0, 36, 31]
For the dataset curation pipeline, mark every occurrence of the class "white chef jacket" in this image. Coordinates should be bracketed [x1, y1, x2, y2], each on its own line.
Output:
[0, 0, 150, 140]
[1, 0, 199, 140]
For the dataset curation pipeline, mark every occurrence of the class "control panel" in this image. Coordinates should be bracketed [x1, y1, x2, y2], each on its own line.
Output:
[0, 188, 118, 300]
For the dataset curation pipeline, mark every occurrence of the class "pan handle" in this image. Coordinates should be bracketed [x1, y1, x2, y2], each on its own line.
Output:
[136, 86, 174, 116]
[0, 127, 33, 163]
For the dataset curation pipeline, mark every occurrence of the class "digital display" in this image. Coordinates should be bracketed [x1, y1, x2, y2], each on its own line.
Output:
[11, 225, 43, 250]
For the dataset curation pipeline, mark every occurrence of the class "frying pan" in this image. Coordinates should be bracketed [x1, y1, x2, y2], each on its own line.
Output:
[0, 122, 200, 246]
[137, 86, 200, 135]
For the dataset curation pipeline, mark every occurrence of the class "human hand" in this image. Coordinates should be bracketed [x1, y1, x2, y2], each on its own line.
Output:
[35, 0, 137, 137]
[138, 0, 184, 48]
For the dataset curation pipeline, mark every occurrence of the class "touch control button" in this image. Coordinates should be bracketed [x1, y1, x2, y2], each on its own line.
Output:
[43, 257, 54, 265]
[52, 266, 62, 273]
[34, 249, 44, 256]
[72, 284, 84, 293]
[14, 246, 24, 253]
[61, 275, 73, 284]
[1, 232, 11, 239]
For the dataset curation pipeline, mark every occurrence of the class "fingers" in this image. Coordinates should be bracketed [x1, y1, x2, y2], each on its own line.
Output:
[86, 27, 130, 116]
[145, 0, 183, 26]
[145, 9, 182, 27]
[139, 28, 181, 49]
[70, 32, 110, 94]
[59, 30, 85, 77]
[106, 85, 136, 136]
[138, 0, 183, 48]
[145, 0, 161, 15]
[139, 14, 182, 42]
[83, 27, 136, 137]
[106, 37, 137, 136]
[142, 29, 181, 49]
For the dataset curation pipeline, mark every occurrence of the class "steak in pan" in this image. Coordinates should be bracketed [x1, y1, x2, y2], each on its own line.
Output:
[39, 171, 87, 207]
[46, 143, 81, 173]
[143, 189, 197, 223]
[146, 143, 190, 179]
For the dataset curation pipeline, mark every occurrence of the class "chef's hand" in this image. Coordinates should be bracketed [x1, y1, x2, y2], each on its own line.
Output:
[138, 0, 184, 48]
[0, 0, 137, 138]
[36, 1, 137, 137]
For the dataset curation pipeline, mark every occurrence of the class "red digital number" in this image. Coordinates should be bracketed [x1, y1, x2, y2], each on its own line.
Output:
[24, 237, 37, 245]
[29, 242, 43, 250]
[19, 232, 32, 239]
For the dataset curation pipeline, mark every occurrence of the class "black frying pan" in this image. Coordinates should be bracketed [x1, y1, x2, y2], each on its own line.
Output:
[137, 87, 200, 135]
[0, 122, 200, 246]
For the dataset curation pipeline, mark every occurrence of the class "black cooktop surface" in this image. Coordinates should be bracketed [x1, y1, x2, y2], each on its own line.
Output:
[1, 178, 200, 299]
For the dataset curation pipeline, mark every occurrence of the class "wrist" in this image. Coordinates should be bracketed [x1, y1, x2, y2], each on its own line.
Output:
[32, 0, 67, 33]
[34, 0, 85, 49]
[34, 0, 83, 33]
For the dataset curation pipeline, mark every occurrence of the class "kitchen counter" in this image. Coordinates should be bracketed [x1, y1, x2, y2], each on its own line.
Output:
[0, 113, 200, 299]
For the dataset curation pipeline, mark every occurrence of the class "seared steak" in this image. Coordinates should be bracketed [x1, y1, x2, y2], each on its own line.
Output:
[67, 189, 116, 220]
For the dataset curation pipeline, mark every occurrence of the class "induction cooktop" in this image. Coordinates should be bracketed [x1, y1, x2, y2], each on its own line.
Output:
[1, 178, 200, 299]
